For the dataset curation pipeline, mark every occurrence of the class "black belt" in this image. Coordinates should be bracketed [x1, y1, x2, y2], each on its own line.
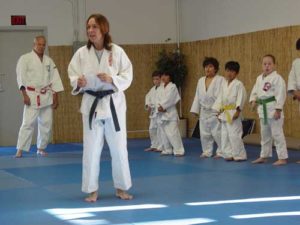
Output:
[85, 90, 120, 132]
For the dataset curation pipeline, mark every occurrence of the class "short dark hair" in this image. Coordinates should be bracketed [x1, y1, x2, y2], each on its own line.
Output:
[296, 38, 300, 50]
[225, 61, 240, 73]
[152, 71, 161, 77]
[202, 57, 219, 72]
[161, 70, 173, 81]
[263, 54, 276, 64]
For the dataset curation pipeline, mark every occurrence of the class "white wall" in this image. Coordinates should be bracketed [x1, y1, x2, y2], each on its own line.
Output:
[1, 0, 300, 45]
[180, 0, 300, 42]
[85, 0, 177, 45]
[0, 0, 178, 46]
[0, 0, 74, 46]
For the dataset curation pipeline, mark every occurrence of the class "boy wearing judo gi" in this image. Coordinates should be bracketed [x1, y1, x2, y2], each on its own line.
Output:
[212, 61, 247, 161]
[144, 71, 163, 152]
[157, 71, 185, 156]
[287, 38, 300, 163]
[190, 57, 224, 158]
[250, 54, 288, 166]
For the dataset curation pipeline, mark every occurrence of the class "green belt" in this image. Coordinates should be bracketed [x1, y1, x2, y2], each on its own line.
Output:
[256, 96, 276, 125]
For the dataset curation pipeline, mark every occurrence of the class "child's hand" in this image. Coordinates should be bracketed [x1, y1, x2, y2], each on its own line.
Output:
[293, 90, 300, 101]
[191, 112, 199, 118]
[273, 109, 281, 120]
[158, 106, 166, 112]
[233, 110, 240, 120]
[250, 101, 257, 112]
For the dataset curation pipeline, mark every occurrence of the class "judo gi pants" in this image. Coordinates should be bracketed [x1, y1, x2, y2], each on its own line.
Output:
[160, 120, 185, 155]
[260, 118, 288, 160]
[149, 117, 164, 150]
[82, 115, 132, 193]
[17, 105, 52, 151]
[199, 116, 222, 157]
[221, 118, 247, 160]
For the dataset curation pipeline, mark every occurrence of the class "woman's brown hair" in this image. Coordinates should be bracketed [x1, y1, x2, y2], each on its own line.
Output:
[86, 14, 112, 51]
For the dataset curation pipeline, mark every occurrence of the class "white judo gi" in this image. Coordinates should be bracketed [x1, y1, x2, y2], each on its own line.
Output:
[288, 58, 300, 106]
[249, 71, 288, 160]
[16, 51, 64, 151]
[157, 82, 185, 155]
[212, 79, 247, 160]
[145, 85, 163, 150]
[190, 75, 224, 157]
[68, 44, 133, 193]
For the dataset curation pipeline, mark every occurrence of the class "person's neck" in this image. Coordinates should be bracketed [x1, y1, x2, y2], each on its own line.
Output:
[206, 74, 215, 79]
[33, 49, 43, 60]
[164, 81, 170, 87]
[263, 70, 274, 77]
[227, 78, 234, 84]
[93, 42, 104, 51]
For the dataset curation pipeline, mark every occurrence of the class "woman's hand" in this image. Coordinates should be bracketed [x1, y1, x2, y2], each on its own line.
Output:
[77, 75, 87, 88]
[97, 73, 113, 83]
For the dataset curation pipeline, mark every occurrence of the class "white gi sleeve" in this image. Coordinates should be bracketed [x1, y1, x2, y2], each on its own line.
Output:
[159, 85, 180, 110]
[190, 80, 201, 114]
[274, 76, 286, 110]
[287, 59, 300, 94]
[68, 50, 83, 95]
[50, 59, 64, 92]
[249, 77, 259, 103]
[236, 82, 247, 110]
[111, 48, 133, 92]
[16, 55, 27, 89]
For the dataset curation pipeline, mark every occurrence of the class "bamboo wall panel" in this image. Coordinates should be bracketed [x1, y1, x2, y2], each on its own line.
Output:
[49, 25, 300, 143]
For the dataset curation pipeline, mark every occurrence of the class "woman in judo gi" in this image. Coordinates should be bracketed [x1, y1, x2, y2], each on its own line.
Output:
[68, 14, 133, 202]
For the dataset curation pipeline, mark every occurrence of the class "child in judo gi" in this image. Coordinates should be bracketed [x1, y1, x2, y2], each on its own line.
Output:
[287, 38, 300, 163]
[157, 71, 185, 156]
[144, 71, 163, 152]
[190, 57, 224, 158]
[250, 54, 288, 166]
[212, 61, 247, 161]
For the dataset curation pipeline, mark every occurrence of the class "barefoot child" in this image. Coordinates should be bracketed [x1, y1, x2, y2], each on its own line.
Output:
[157, 71, 185, 156]
[190, 57, 224, 158]
[144, 71, 163, 152]
[212, 61, 247, 161]
[250, 54, 288, 166]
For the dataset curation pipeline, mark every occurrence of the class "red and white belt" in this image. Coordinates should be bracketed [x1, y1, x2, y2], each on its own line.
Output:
[26, 84, 52, 107]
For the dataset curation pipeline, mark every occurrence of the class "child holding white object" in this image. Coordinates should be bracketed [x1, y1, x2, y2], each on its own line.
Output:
[250, 54, 288, 166]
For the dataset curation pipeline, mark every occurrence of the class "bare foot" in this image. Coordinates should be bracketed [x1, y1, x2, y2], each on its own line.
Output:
[273, 159, 287, 166]
[144, 147, 156, 152]
[296, 161, 300, 164]
[174, 153, 185, 157]
[116, 189, 133, 200]
[37, 149, 48, 156]
[15, 149, 23, 158]
[225, 157, 234, 161]
[160, 151, 172, 156]
[214, 155, 222, 159]
[252, 157, 267, 164]
[200, 153, 210, 158]
[234, 159, 247, 162]
[85, 191, 98, 202]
